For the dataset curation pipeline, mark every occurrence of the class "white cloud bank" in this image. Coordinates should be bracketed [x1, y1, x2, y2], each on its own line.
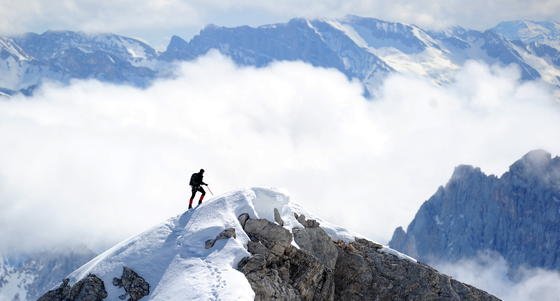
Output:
[0, 52, 559, 254]
[436, 253, 560, 301]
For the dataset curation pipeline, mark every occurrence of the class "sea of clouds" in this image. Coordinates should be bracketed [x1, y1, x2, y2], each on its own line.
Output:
[1, 52, 560, 252]
[2, 52, 560, 299]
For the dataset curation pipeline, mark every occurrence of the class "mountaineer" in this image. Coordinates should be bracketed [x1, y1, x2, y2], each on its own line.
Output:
[188, 169, 208, 209]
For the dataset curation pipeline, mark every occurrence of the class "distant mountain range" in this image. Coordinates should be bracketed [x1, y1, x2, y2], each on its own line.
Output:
[390, 150, 560, 271]
[0, 250, 95, 300]
[1, 16, 559, 96]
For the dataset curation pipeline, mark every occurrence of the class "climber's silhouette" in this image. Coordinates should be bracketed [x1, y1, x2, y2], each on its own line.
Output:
[188, 169, 207, 209]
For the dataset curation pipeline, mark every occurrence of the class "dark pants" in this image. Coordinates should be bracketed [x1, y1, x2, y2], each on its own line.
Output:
[189, 186, 206, 207]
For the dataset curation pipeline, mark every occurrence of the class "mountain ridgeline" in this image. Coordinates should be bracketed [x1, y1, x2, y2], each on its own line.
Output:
[1, 17, 560, 96]
[36, 188, 499, 301]
[390, 150, 560, 270]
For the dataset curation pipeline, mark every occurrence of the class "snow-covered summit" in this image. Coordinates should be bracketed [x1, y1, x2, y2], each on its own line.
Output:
[492, 20, 560, 44]
[62, 187, 400, 300]
[14, 31, 158, 63]
[339, 15, 440, 54]
[37, 187, 501, 300]
[67, 188, 339, 299]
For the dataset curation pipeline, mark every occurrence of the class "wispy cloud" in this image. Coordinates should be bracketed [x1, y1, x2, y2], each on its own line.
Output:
[435, 252, 560, 301]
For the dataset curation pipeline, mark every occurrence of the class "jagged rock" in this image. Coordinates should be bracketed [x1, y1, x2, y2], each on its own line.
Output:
[292, 226, 338, 269]
[389, 226, 407, 250]
[238, 213, 498, 301]
[354, 237, 383, 250]
[389, 149, 560, 270]
[239, 216, 334, 301]
[238, 213, 250, 228]
[37, 279, 72, 301]
[334, 239, 500, 301]
[68, 275, 108, 301]
[294, 213, 306, 225]
[243, 218, 292, 256]
[218, 228, 237, 240]
[273, 208, 284, 226]
[112, 267, 149, 301]
[38, 274, 107, 301]
[294, 213, 320, 228]
[205, 227, 237, 249]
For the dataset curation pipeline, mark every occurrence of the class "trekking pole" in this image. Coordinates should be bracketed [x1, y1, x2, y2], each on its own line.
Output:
[206, 185, 214, 196]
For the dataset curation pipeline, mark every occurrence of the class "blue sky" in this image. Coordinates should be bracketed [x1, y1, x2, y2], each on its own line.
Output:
[1, 0, 559, 48]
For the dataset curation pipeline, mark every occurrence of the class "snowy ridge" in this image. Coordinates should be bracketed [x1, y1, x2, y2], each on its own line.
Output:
[0, 38, 30, 61]
[492, 20, 560, 44]
[67, 187, 410, 300]
[2, 16, 560, 95]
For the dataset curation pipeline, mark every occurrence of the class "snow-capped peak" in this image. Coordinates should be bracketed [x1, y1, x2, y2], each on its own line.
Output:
[64, 187, 405, 300]
[492, 20, 560, 43]
[14, 30, 157, 63]
[0, 37, 31, 61]
[337, 15, 437, 54]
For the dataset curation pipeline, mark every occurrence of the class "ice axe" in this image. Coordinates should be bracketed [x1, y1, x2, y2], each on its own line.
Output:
[206, 185, 214, 196]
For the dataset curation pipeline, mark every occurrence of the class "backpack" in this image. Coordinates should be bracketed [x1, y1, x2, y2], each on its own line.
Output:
[189, 173, 197, 186]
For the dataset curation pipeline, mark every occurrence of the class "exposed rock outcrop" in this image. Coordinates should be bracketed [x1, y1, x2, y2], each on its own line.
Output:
[112, 267, 150, 301]
[38, 267, 150, 301]
[294, 213, 319, 228]
[243, 218, 293, 256]
[205, 227, 237, 249]
[37, 274, 107, 301]
[292, 215, 338, 270]
[334, 239, 498, 300]
[238, 216, 334, 301]
[238, 212, 500, 301]
[273, 208, 284, 226]
[238, 213, 250, 228]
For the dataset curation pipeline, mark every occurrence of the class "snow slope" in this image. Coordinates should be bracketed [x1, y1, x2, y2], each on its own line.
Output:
[67, 187, 406, 300]
[0, 262, 33, 301]
[492, 20, 560, 46]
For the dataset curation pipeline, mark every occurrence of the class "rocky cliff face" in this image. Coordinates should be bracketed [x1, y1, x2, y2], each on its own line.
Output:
[238, 213, 499, 300]
[389, 149, 560, 270]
